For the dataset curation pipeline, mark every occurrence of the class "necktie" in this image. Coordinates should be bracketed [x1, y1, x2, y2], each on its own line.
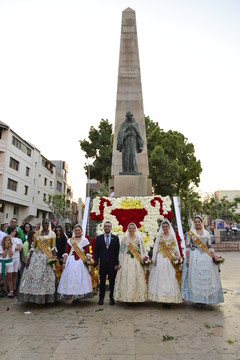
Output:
[106, 234, 109, 249]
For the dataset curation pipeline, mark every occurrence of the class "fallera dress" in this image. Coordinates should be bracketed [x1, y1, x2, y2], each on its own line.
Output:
[181, 228, 224, 304]
[57, 237, 93, 300]
[148, 233, 182, 303]
[18, 230, 56, 304]
[114, 235, 147, 302]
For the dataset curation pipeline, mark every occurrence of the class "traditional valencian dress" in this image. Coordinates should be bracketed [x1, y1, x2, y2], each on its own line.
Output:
[57, 236, 93, 300]
[18, 230, 57, 304]
[181, 227, 224, 304]
[114, 229, 147, 303]
[148, 223, 182, 304]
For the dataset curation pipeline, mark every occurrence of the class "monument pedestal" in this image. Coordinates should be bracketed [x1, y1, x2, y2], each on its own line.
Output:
[113, 175, 152, 197]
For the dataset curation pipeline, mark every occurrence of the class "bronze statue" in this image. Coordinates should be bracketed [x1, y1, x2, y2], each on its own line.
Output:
[117, 111, 144, 175]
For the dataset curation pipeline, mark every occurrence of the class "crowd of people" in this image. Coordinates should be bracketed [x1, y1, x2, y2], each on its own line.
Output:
[0, 215, 224, 308]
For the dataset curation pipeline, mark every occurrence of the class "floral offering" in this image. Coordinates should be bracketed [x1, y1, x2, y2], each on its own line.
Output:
[90, 196, 173, 252]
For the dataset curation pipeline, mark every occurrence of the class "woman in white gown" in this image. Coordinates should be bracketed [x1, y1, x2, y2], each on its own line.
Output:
[57, 224, 93, 301]
[148, 219, 182, 304]
[114, 223, 147, 303]
[181, 215, 224, 306]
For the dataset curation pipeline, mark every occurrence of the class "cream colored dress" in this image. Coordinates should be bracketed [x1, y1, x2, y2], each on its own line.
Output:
[148, 234, 182, 303]
[114, 235, 147, 302]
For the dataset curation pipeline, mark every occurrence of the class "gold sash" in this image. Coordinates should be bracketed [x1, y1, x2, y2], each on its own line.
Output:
[159, 241, 182, 286]
[188, 230, 212, 257]
[70, 238, 87, 263]
[128, 241, 142, 263]
[37, 236, 52, 258]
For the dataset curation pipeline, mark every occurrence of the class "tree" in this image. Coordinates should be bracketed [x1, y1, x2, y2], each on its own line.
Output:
[145, 116, 202, 196]
[179, 188, 203, 231]
[79, 116, 202, 197]
[202, 194, 239, 221]
[79, 119, 113, 184]
[45, 194, 71, 227]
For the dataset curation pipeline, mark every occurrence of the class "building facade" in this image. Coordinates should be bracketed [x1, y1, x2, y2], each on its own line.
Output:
[0, 121, 74, 226]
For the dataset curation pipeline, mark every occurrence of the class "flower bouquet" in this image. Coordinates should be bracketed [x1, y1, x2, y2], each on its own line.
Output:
[141, 255, 152, 282]
[212, 255, 224, 265]
[141, 255, 152, 267]
[172, 256, 184, 270]
[84, 257, 95, 273]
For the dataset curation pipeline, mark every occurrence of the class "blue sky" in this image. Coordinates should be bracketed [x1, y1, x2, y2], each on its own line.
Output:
[0, 0, 239, 200]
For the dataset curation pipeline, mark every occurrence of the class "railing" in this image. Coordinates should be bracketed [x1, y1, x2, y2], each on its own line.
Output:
[219, 231, 240, 242]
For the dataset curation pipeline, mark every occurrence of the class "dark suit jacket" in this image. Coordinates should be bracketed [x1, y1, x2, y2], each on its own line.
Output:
[94, 233, 119, 268]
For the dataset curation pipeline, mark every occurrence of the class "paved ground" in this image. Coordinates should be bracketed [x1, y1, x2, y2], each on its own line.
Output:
[1, 252, 240, 360]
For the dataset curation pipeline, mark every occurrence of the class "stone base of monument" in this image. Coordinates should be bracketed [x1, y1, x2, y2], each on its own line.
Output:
[113, 175, 152, 197]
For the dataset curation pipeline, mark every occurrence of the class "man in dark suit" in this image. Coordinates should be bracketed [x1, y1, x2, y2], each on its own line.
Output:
[94, 221, 120, 305]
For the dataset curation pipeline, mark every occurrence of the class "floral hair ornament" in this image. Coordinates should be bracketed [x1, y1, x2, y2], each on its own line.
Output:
[193, 214, 203, 222]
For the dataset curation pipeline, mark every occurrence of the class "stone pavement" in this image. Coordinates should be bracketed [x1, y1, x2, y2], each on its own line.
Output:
[0, 252, 240, 360]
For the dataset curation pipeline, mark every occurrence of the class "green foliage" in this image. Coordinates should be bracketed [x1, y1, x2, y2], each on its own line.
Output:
[79, 119, 113, 184]
[45, 194, 71, 226]
[178, 189, 203, 231]
[202, 195, 239, 221]
[79, 116, 202, 200]
[145, 116, 202, 197]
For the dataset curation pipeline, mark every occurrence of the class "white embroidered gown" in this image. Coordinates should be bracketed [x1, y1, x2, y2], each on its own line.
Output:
[114, 235, 147, 302]
[148, 234, 182, 303]
[181, 229, 224, 304]
[57, 237, 93, 300]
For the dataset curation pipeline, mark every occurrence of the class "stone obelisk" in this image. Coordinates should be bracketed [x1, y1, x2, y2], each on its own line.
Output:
[111, 8, 152, 197]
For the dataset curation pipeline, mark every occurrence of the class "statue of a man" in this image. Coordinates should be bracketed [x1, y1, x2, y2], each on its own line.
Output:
[117, 111, 144, 175]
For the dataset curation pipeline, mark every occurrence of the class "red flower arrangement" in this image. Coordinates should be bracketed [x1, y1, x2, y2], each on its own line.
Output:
[90, 197, 112, 221]
[151, 196, 173, 221]
[110, 208, 148, 232]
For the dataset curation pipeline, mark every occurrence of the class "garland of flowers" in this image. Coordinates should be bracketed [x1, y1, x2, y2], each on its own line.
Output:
[90, 196, 173, 252]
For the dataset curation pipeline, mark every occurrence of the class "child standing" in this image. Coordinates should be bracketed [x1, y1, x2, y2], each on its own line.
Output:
[0, 235, 15, 297]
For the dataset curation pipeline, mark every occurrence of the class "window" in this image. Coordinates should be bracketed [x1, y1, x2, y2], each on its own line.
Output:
[12, 136, 21, 149]
[26, 167, 30, 176]
[7, 178, 17, 191]
[9, 157, 19, 171]
[13, 206, 19, 216]
[57, 181, 62, 192]
[12, 136, 31, 157]
[0, 203, 4, 213]
[43, 193, 47, 201]
[50, 181, 53, 187]
[24, 185, 28, 195]
[44, 177, 47, 186]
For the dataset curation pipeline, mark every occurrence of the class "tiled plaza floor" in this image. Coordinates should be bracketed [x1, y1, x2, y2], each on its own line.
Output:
[0, 252, 240, 360]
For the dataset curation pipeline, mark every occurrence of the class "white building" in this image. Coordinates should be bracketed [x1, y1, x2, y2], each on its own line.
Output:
[0, 120, 56, 226]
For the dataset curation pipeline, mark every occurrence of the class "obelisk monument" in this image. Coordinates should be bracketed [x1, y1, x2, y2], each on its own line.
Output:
[111, 8, 152, 197]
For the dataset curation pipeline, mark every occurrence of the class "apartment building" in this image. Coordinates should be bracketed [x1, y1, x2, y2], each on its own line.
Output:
[0, 120, 72, 226]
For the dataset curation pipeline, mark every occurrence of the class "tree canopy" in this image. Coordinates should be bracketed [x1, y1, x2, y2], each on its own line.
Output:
[79, 116, 202, 199]
[79, 119, 113, 184]
[45, 194, 71, 226]
[145, 116, 202, 196]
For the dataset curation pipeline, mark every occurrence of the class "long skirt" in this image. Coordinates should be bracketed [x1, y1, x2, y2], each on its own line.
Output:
[148, 254, 182, 303]
[18, 251, 56, 304]
[114, 254, 147, 302]
[57, 255, 93, 300]
[181, 249, 224, 304]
